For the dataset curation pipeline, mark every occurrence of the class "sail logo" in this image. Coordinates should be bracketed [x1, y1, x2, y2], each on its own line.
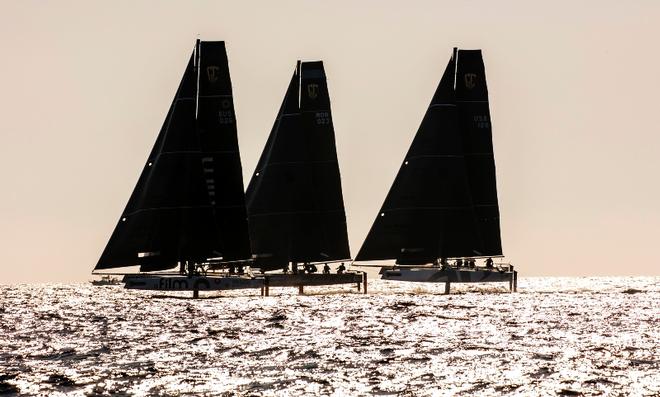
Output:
[307, 84, 319, 99]
[464, 73, 478, 89]
[206, 66, 220, 83]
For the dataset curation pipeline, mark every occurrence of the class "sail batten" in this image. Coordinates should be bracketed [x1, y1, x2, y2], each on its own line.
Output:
[356, 48, 502, 264]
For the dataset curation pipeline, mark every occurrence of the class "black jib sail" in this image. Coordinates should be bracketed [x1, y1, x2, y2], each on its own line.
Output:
[95, 40, 251, 272]
[356, 48, 502, 265]
[246, 61, 351, 271]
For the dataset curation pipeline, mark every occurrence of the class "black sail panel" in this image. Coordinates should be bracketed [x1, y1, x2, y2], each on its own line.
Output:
[298, 61, 351, 263]
[356, 56, 481, 264]
[96, 41, 250, 271]
[455, 50, 502, 256]
[246, 61, 351, 270]
[196, 41, 251, 261]
[246, 69, 301, 268]
[96, 50, 208, 270]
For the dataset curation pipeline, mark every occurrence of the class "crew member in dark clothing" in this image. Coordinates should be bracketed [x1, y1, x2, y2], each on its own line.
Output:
[187, 261, 195, 276]
[228, 264, 236, 274]
[179, 261, 186, 275]
[337, 263, 346, 274]
[323, 264, 331, 274]
[440, 257, 448, 270]
[237, 265, 244, 275]
[309, 264, 318, 273]
[485, 257, 494, 269]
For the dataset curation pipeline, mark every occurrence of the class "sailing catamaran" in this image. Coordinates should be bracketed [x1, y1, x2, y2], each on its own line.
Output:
[354, 48, 517, 292]
[93, 40, 262, 292]
[246, 60, 353, 274]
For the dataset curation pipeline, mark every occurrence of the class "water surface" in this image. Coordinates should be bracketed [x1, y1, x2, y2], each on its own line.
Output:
[1, 277, 658, 396]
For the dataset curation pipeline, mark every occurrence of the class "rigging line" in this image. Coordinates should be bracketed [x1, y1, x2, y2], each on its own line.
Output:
[159, 150, 239, 155]
[297, 60, 302, 109]
[198, 94, 232, 98]
[262, 159, 337, 167]
[429, 103, 456, 108]
[406, 154, 464, 160]
[300, 109, 330, 114]
[453, 47, 458, 90]
[249, 209, 344, 217]
[195, 39, 201, 119]
[382, 205, 476, 212]
[123, 204, 244, 217]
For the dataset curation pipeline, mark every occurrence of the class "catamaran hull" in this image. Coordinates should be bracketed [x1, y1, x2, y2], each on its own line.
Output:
[381, 267, 515, 284]
[122, 275, 263, 291]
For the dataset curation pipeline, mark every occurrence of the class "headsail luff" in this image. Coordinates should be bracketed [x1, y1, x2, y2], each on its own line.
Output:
[246, 61, 351, 270]
[356, 48, 501, 264]
[95, 41, 251, 271]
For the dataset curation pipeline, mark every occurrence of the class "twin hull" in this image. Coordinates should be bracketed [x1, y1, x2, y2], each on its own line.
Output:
[380, 267, 514, 283]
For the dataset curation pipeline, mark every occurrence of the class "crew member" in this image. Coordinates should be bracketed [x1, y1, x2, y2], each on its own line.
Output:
[440, 257, 448, 270]
[337, 263, 346, 274]
[323, 264, 331, 274]
[485, 257, 494, 269]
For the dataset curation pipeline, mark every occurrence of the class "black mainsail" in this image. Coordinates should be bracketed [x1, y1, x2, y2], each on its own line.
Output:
[246, 61, 351, 271]
[95, 40, 251, 272]
[455, 50, 502, 255]
[356, 48, 502, 265]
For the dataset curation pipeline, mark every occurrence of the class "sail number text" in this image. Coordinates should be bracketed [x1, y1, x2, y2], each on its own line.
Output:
[315, 111, 330, 125]
[474, 115, 490, 129]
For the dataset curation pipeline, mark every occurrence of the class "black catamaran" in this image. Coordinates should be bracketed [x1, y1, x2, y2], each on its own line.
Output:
[246, 61, 351, 272]
[94, 40, 252, 279]
[355, 48, 514, 287]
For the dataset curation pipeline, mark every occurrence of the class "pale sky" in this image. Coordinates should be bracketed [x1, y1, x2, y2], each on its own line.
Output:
[1, 0, 659, 283]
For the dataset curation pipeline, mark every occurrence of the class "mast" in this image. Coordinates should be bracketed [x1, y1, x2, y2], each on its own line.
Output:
[246, 61, 351, 271]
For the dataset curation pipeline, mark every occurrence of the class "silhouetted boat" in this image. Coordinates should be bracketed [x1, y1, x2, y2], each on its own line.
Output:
[355, 48, 517, 292]
[246, 60, 352, 274]
[90, 275, 120, 286]
[93, 40, 259, 293]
